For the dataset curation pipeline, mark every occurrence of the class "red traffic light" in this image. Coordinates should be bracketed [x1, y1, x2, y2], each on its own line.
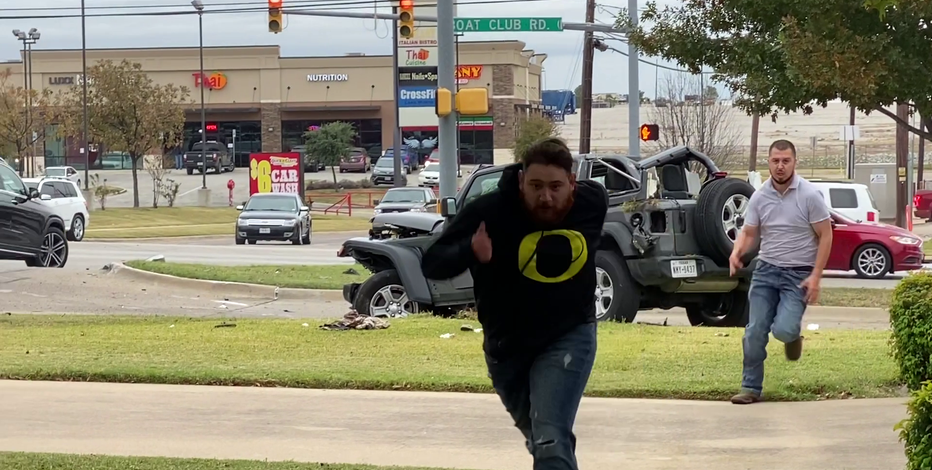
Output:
[268, 0, 282, 5]
[639, 123, 659, 141]
[400, 0, 414, 8]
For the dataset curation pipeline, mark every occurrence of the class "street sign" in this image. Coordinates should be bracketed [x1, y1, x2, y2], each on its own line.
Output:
[454, 17, 562, 33]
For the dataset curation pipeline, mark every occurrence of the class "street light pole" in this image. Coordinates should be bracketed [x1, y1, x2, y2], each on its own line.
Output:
[193, 1, 206, 190]
[13, 28, 39, 177]
[81, 0, 90, 190]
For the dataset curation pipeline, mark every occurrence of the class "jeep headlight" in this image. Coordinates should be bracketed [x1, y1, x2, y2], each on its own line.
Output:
[373, 208, 382, 215]
[411, 206, 426, 212]
[283, 219, 297, 226]
[237, 218, 247, 226]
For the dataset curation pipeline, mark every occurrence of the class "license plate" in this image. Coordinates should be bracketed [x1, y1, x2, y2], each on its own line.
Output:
[197, 162, 203, 166]
[259, 228, 270, 234]
[670, 259, 698, 278]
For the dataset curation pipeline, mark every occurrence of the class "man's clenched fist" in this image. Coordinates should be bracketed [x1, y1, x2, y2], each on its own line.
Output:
[472, 221, 492, 263]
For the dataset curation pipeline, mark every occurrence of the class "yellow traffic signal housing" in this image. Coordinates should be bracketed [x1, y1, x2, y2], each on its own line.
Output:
[435, 87, 453, 117]
[399, 0, 415, 39]
[639, 123, 659, 141]
[268, 0, 283, 33]
[456, 88, 489, 116]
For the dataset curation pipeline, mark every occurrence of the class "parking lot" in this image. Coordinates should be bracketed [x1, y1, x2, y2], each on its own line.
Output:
[91, 165, 473, 208]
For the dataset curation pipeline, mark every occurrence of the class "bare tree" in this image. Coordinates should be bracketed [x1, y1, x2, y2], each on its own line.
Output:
[144, 155, 173, 208]
[647, 74, 742, 168]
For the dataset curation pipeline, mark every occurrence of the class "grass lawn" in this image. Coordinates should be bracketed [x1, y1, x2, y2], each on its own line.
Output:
[0, 453, 449, 470]
[123, 261, 894, 308]
[0, 315, 901, 401]
[125, 261, 368, 290]
[84, 207, 370, 239]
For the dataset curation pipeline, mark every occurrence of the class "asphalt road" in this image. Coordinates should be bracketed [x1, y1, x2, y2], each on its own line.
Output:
[0, 232, 907, 288]
[0, 381, 907, 470]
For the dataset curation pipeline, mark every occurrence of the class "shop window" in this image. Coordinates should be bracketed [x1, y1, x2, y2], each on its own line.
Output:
[458, 129, 493, 165]
[286, 119, 383, 159]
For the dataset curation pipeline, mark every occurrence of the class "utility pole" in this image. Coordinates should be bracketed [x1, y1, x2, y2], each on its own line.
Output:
[919, 117, 926, 185]
[846, 105, 856, 179]
[627, 0, 640, 158]
[437, 0, 457, 198]
[896, 103, 909, 228]
[578, 0, 596, 154]
[391, 5, 403, 188]
[748, 114, 760, 171]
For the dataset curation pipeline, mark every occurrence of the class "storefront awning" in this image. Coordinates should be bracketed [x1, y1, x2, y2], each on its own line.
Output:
[183, 106, 260, 114]
[281, 105, 381, 112]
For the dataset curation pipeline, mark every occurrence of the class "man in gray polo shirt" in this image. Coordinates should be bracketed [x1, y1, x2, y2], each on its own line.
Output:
[728, 139, 833, 405]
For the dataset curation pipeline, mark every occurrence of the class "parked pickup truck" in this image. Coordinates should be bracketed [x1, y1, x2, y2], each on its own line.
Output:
[184, 141, 235, 175]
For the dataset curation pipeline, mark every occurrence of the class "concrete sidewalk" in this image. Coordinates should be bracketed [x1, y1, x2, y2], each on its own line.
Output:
[0, 381, 907, 470]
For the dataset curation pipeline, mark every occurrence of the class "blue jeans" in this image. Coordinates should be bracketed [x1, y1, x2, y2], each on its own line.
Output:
[174, 154, 183, 169]
[741, 260, 810, 395]
[485, 322, 597, 470]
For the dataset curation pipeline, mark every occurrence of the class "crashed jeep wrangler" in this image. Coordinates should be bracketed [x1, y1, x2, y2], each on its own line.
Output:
[338, 146, 759, 327]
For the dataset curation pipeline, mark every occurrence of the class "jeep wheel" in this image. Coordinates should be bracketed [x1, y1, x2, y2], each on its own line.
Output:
[353, 269, 420, 317]
[685, 290, 749, 327]
[694, 178, 757, 265]
[594, 251, 640, 322]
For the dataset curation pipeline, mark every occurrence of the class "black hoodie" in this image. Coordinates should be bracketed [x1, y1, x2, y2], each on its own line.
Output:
[420, 164, 609, 360]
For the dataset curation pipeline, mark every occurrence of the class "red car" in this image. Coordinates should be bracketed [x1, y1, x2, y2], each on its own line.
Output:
[914, 189, 932, 219]
[828, 211, 925, 278]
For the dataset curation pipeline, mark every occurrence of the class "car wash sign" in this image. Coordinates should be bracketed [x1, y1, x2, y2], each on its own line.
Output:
[249, 153, 305, 195]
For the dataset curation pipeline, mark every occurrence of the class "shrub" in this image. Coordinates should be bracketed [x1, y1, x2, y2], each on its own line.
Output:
[895, 380, 932, 470]
[512, 114, 560, 163]
[305, 179, 374, 191]
[889, 272, 932, 391]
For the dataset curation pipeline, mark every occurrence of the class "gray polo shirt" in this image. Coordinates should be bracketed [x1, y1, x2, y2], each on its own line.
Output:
[744, 175, 830, 268]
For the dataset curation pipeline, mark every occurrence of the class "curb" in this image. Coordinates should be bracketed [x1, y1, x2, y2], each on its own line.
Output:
[107, 262, 345, 302]
[86, 229, 369, 243]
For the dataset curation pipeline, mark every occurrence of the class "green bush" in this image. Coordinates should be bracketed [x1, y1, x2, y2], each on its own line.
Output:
[305, 179, 374, 191]
[895, 380, 932, 470]
[889, 272, 932, 391]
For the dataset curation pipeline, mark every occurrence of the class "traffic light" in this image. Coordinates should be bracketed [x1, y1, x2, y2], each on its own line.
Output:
[399, 0, 415, 39]
[268, 0, 283, 34]
[639, 123, 659, 141]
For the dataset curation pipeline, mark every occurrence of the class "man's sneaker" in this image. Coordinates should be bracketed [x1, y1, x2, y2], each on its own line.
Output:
[730, 392, 761, 405]
[785, 336, 804, 361]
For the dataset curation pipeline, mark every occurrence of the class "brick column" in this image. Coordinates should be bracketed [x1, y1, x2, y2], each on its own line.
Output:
[260, 103, 282, 153]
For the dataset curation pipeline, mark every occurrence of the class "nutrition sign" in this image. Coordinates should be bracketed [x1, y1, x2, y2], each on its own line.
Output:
[248, 153, 305, 196]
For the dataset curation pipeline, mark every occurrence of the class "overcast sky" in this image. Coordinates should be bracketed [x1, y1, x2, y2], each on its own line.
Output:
[0, 0, 708, 98]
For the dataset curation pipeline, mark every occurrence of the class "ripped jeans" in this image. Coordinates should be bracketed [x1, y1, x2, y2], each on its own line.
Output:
[485, 322, 597, 470]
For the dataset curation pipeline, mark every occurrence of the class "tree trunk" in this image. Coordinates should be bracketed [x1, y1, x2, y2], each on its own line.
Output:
[331, 165, 338, 187]
[130, 154, 140, 208]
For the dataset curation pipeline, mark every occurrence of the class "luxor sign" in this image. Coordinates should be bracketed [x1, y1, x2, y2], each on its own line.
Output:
[48, 75, 90, 86]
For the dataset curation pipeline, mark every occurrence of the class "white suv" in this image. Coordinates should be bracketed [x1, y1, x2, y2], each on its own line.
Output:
[44, 166, 82, 187]
[22, 178, 90, 241]
[810, 181, 881, 223]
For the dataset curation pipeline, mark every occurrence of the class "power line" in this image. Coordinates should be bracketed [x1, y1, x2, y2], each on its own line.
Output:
[596, 42, 713, 74]
[0, 0, 567, 15]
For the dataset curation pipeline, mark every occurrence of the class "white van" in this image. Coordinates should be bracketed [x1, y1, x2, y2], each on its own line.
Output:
[810, 181, 880, 223]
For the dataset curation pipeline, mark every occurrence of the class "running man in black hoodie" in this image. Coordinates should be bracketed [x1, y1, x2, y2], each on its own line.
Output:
[421, 137, 609, 470]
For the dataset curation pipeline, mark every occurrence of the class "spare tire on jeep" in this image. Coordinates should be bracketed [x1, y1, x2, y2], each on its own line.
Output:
[694, 178, 758, 265]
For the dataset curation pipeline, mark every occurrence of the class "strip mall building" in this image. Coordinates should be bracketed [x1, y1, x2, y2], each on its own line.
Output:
[6, 40, 545, 169]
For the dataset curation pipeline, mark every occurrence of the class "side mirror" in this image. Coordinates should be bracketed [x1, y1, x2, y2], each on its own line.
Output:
[830, 219, 837, 228]
[40, 194, 52, 201]
[235, 205, 244, 211]
[373, 199, 380, 205]
[440, 197, 457, 218]
[300, 205, 309, 212]
[28, 188, 41, 199]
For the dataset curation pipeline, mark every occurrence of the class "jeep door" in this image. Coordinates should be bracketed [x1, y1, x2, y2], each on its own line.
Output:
[428, 167, 505, 304]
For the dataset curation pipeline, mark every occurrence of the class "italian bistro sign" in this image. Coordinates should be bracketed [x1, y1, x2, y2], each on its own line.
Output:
[307, 73, 349, 82]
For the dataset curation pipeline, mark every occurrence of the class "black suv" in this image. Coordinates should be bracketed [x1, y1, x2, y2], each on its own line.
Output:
[0, 160, 70, 267]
